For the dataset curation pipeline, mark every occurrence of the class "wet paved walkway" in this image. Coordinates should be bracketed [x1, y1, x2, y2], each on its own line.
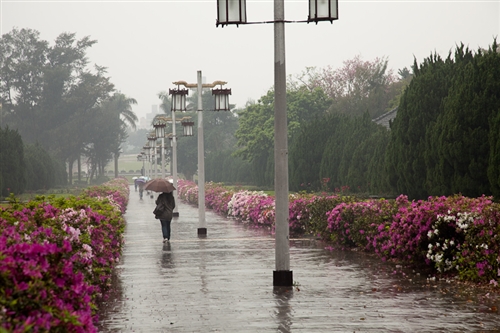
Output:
[97, 186, 500, 332]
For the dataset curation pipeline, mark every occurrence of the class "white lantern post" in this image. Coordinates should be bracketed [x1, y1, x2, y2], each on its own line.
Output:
[153, 117, 167, 179]
[215, 0, 338, 286]
[172, 74, 231, 237]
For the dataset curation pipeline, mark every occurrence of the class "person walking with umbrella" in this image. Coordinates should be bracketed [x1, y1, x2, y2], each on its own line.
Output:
[147, 178, 176, 242]
[136, 176, 148, 200]
[154, 191, 175, 242]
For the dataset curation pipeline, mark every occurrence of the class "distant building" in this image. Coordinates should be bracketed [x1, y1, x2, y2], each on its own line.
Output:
[138, 105, 161, 129]
[373, 107, 398, 129]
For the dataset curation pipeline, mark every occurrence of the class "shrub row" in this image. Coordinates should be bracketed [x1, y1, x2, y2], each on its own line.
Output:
[178, 180, 500, 286]
[0, 177, 129, 332]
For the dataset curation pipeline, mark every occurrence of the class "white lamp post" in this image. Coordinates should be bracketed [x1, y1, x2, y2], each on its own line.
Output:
[147, 133, 157, 180]
[172, 73, 231, 237]
[169, 88, 189, 217]
[158, 116, 193, 217]
[143, 144, 151, 180]
[142, 142, 149, 177]
[153, 117, 167, 179]
[215, 0, 338, 286]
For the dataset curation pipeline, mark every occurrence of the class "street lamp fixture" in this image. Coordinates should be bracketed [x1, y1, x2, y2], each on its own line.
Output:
[216, 0, 247, 27]
[143, 144, 152, 179]
[153, 116, 168, 179]
[212, 88, 232, 111]
[154, 115, 192, 217]
[168, 87, 189, 207]
[216, 0, 338, 26]
[167, 133, 173, 147]
[181, 119, 195, 136]
[215, 0, 338, 287]
[172, 73, 230, 237]
[308, 0, 339, 23]
[147, 132, 157, 179]
[153, 117, 166, 139]
[169, 88, 189, 111]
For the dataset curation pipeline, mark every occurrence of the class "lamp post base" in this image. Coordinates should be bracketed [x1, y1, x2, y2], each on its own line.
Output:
[197, 228, 207, 237]
[273, 270, 293, 287]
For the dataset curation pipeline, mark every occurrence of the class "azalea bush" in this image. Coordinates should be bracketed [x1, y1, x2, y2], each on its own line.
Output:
[177, 180, 500, 285]
[0, 177, 129, 332]
[177, 179, 198, 204]
[205, 182, 234, 215]
[327, 194, 500, 285]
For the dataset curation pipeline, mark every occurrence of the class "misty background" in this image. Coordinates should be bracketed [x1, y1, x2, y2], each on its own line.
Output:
[2, 0, 498, 123]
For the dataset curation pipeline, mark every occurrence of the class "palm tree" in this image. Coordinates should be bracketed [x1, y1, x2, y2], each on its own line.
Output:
[157, 91, 171, 115]
[112, 92, 138, 130]
[93, 92, 138, 179]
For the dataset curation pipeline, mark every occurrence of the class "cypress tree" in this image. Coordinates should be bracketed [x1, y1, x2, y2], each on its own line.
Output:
[427, 41, 500, 197]
[366, 127, 392, 195]
[0, 126, 26, 196]
[386, 54, 455, 199]
[24, 143, 56, 191]
[289, 114, 341, 192]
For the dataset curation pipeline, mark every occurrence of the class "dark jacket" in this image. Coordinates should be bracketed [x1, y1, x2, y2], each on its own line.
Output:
[155, 192, 175, 220]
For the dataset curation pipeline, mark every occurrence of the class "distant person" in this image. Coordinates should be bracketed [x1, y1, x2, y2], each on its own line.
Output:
[134, 179, 138, 192]
[154, 191, 175, 242]
[138, 182, 145, 199]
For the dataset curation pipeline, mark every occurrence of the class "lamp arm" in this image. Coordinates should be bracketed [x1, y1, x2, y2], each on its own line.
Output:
[172, 80, 227, 88]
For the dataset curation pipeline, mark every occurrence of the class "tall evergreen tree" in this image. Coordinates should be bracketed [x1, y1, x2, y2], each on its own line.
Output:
[386, 53, 455, 199]
[427, 45, 497, 197]
[289, 114, 341, 191]
[0, 126, 26, 196]
[24, 143, 56, 191]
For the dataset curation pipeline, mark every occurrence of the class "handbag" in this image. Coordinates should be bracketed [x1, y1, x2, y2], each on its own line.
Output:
[153, 202, 165, 218]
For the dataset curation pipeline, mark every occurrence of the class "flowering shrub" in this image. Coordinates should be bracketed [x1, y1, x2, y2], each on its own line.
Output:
[177, 180, 500, 285]
[0, 177, 129, 332]
[307, 194, 357, 239]
[205, 182, 234, 215]
[425, 196, 500, 283]
[326, 197, 397, 249]
[227, 191, 273, 227]
[177, 179, 198, 204]
[288, 194, 312, 235]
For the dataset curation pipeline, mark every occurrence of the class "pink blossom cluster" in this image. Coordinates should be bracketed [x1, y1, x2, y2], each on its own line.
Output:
[326, 194, 500, 284]
[176, 180, 500, 284]
[204, 182, 234, 215]
[177, 179, 199, 204]
[0, 177, 129, 332]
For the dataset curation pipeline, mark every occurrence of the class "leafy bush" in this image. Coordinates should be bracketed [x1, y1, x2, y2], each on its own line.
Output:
[0, 177, 129, 332]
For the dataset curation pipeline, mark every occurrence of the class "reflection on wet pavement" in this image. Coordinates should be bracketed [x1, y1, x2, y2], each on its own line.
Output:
[97, 186, 500, 332]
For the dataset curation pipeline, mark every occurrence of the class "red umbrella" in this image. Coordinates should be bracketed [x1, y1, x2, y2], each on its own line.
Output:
[144, 178, 176, 193]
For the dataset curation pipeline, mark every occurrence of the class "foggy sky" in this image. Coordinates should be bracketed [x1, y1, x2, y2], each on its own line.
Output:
[2, 0, 499, 120]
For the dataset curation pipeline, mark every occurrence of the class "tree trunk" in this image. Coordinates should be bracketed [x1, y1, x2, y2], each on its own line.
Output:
[77, 156, 81, 182]
[68, 159, 74, 185]
[114, 152, 119, 178]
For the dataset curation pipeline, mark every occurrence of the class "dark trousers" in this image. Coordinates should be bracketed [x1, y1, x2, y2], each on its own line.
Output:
[160, 220, 171, 240]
